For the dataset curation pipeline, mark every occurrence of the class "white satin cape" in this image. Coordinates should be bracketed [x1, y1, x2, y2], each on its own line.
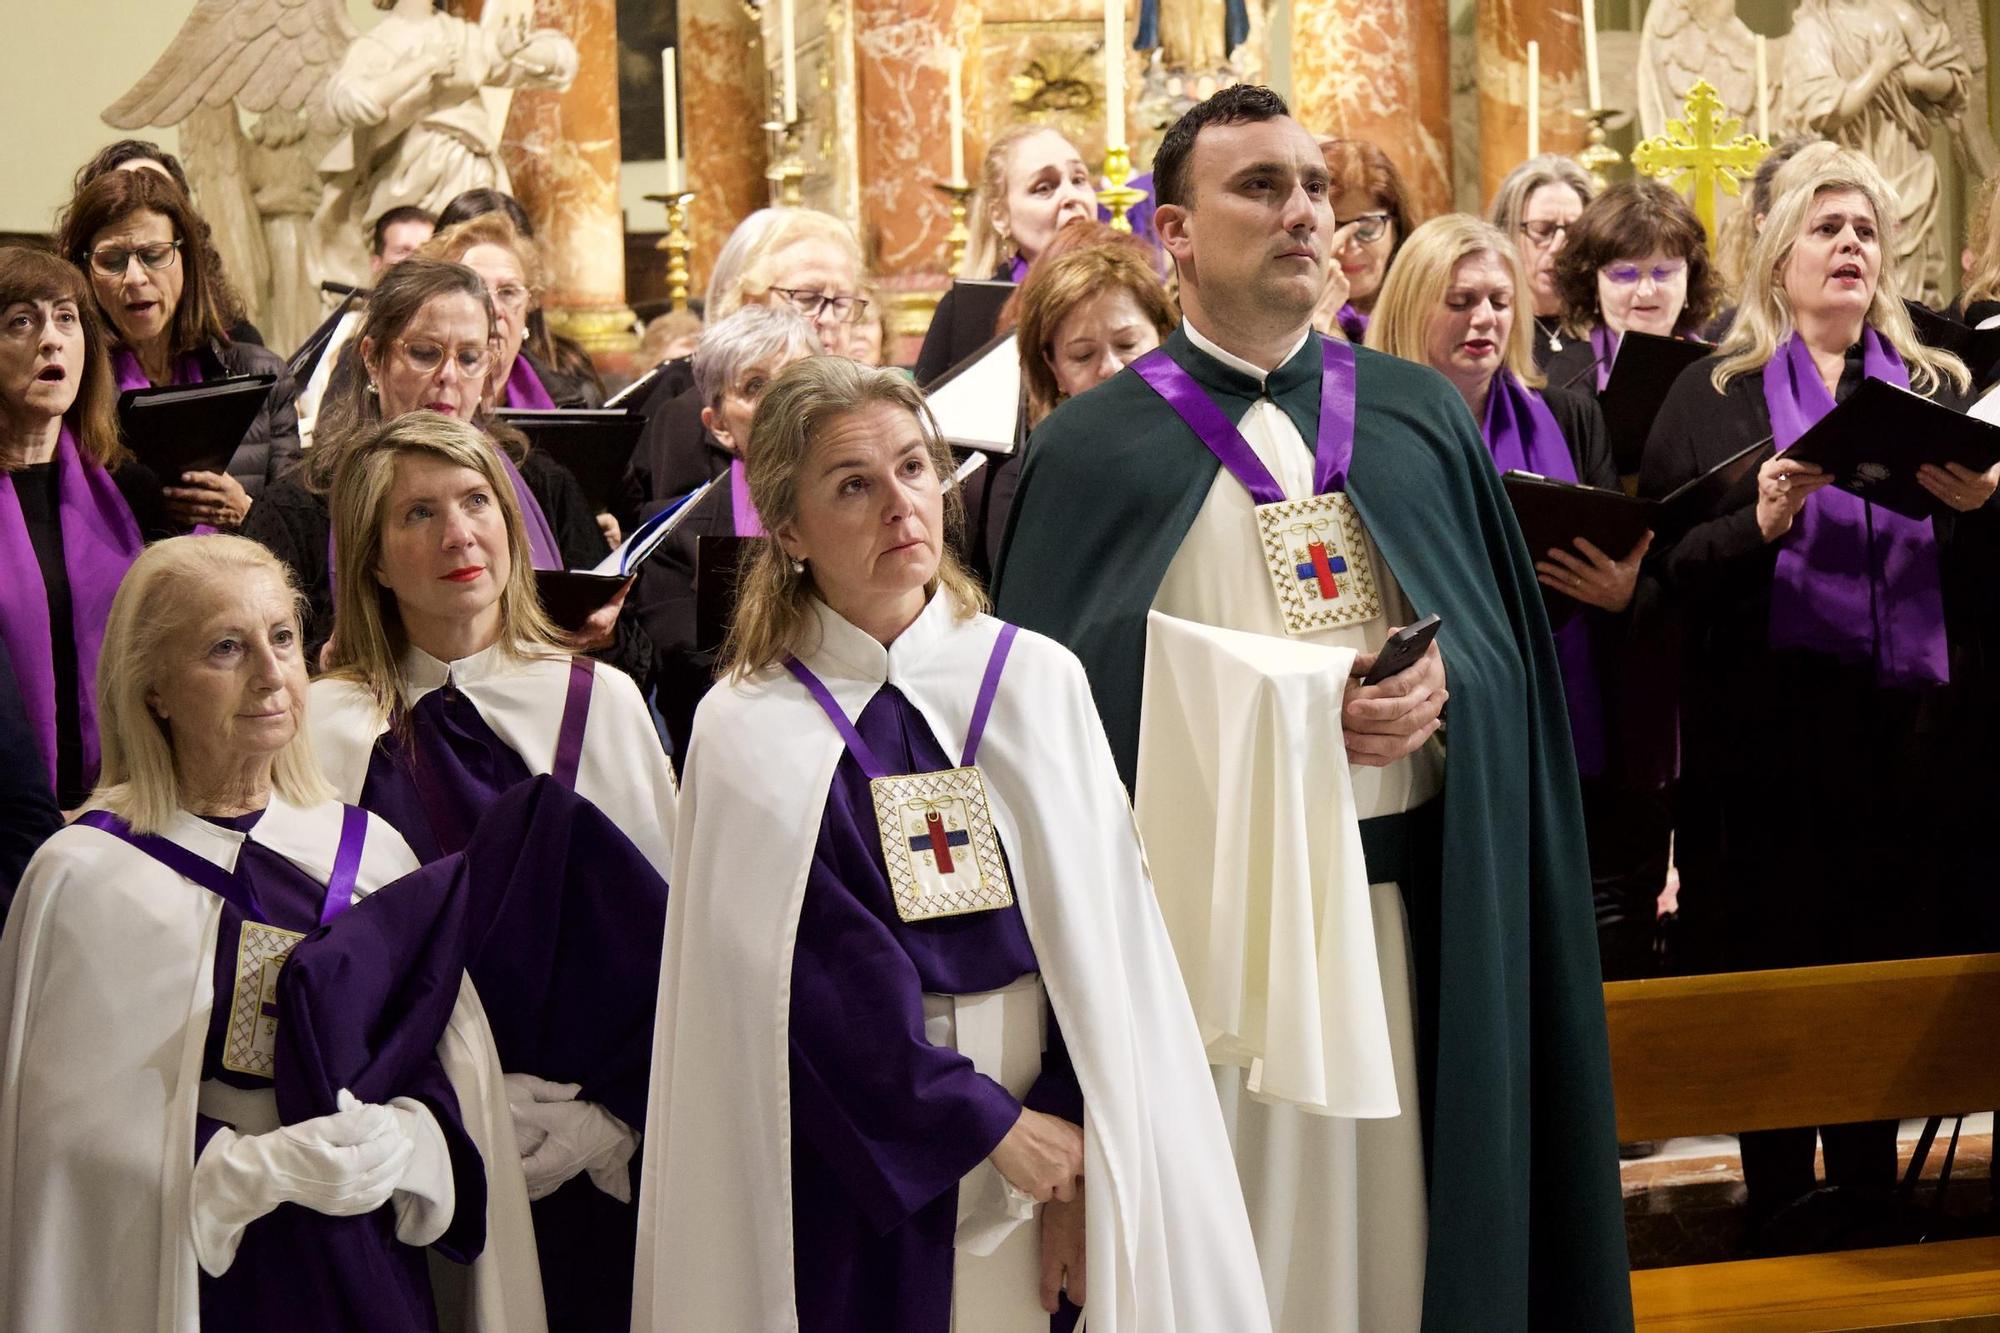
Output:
[308, 643, 678, 873]
[0, 796, 544, 1333]
[630, 593, 1270, 1333]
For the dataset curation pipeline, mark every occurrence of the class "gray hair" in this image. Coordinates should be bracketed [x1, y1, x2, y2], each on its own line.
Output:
[703, 207, 864, 322]
[1488, 154, 1594, 239]
[691, 305, 821, 411]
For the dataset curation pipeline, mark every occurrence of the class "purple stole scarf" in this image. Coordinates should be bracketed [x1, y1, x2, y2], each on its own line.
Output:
[1763, 329, 1948, 688]
[502, 355, 557, 410]
[1335, 303, 1368, 344]
[1005, 254, 1029, 284]
[729, 458, 766, 536]
[112, 346, 204, 392]
[1482, 372, 1607, 776]
[1589, 324, 1619, 393]
[0, 424, 144, 789]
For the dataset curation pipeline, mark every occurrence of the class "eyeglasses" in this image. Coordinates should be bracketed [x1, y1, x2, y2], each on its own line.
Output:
[395, 338, 493, 378]
[771, 287, 870, 323]
[488, 283, 533, 312]
[1600, 260, 1688, 286]
[86, 240, 181, 277]
[1336, 212, 1394, 245]
[1518, 220, 1570, 249]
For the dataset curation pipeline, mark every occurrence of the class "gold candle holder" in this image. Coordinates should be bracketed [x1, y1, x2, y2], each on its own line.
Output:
[932, 180, 974, 276]
[646, 191, 698, 311]
[763, 110, 807, 208]
[1576, 108, 1622, 193]
[1098, 144, 1147, 234]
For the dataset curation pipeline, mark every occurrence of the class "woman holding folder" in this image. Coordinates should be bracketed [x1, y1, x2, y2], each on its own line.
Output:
[1640, 148, 1982, 1230]
[1368, 215, 1668, 984]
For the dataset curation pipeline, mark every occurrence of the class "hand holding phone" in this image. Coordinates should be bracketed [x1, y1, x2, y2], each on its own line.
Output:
[1345, 615, 1447, 769]
[1359, 614, 1443, 686]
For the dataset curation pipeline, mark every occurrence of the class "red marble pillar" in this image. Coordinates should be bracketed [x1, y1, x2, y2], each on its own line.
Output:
[680, 0, 771, 298]
[1291, 0, 1453, 219]
[1475, 0, 1588, 205]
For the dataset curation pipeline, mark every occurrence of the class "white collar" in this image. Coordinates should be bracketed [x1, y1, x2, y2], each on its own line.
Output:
[399, 637, 517, 696]
[803, 588, 958, 688]
[153, 791, 324, 873]
[1182, 319, 1314, 388]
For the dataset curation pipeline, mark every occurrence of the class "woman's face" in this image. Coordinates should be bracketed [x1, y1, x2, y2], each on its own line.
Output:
[87, 208, 182, 352]
[1424, 250, 1515, 404]
[997, 130, 1096, 265]
[775, 401, 944, 624]
[0, 296, 85, 424]
[1332, 186, 1398, 311]
[703, 345, 818, 456]
[1045, 285, 1161, 403]
[1596, 248, 1690, 337]
[363, 291, 492, 423]
[146, 568, 306, 773]
[373, 452, 512, 639]
[1782, 188, 1880, 327]
[755, 238, 863, 356]
[458, 242, 533, 384]
[1517, 182, 1585, 317]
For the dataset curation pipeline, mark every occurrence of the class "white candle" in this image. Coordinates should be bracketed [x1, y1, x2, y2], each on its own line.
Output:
[1526, 40, 1540, 157]
[947, 48, 965, 183]
[1581, 0, 1601, 110]
[662, 49, 682, 194]
[1756, 35, 1770, 141]
[1105, 0, 1125, 148]
[780, 0, 798, 124]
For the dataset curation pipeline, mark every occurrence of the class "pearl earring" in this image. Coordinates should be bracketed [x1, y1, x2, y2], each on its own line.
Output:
[791, 557, 805, 574]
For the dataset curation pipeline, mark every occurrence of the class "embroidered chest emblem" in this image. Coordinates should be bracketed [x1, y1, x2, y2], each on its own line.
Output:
[1254, 492, 1383, 636]
[870, 766, 1015, 923]
[224, 921, 306, 1079]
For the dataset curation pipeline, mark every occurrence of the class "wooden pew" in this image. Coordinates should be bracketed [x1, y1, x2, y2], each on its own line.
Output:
[1605, 953, 2000, 1331]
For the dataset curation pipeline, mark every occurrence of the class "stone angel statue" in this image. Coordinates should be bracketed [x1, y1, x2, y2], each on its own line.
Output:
[1636, 0, 1762, 143]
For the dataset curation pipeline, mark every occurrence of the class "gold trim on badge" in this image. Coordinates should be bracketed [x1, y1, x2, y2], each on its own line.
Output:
[1254, 492, 1383, 636]
[223, 921, 305, 1079]
[870, 766, 1015, 923]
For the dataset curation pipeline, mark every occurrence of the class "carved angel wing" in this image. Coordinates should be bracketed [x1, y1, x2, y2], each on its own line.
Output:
[102, 0, 357, 135]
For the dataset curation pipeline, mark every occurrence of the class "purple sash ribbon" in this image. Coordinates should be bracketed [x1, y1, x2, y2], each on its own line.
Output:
[1763, 329, 1948, 688]
[503, 356, 558, 411]
[551, 656, 595, 788]
[1589, 324, 1620, 394]
[1336, 303, 1369, 344]
[1130, 335, 1358, 505]
[729, 458, 766, 537]
[77, 803, 367, 925]
[1482, 372, 1608, 777]
[0, 424, 144, 790]
[784, 622, 1019, 779]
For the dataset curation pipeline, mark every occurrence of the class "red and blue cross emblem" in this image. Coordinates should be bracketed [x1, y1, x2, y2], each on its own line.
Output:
[1294, 537, 1347, 602]
[911, 808, 970, 874]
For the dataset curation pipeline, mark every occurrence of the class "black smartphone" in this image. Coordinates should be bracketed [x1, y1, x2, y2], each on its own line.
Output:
[1360, 613, 1442, 686]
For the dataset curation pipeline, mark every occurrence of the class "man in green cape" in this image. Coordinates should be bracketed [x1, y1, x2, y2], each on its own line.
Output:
[993, 86, 1632, 1332]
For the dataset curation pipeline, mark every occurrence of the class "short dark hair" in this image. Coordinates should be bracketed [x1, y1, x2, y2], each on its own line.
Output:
[1153, 84, 1291, 211]
[435, 188, 535, 239]
[1551, 178, 1720, 337]
[370, 205, 436, 255]
[72, 139, 191, 198]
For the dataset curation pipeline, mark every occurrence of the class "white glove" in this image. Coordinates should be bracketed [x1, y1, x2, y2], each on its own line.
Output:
[189, 1090, 414, 1276]
[380, 1093, 456, 1248]
[503, 1072, 639, 1203]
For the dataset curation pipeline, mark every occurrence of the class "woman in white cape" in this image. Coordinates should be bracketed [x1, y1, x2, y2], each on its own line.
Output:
[631, 357, 1268, 1333]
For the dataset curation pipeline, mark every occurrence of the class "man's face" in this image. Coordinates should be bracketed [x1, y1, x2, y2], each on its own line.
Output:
[1159, 116, 1333, 322]
[372, 219, 435, 275]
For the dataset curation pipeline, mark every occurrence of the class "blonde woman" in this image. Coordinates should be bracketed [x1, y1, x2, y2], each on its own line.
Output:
[307, 409, 674, 1328]
[633, 356, 1267, 1333]
[1640, 147, 1982, 1229]
[0, 535, 533, 1330]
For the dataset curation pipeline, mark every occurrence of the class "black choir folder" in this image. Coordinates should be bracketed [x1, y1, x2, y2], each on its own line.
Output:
[1503, 437, 1772, 559]
[116, 374, 276, 478]
[1781, 378, 2000, 521]
[536, 474, 715, 633]
[1595, 332, 1715, 475]
[496, 408, 646, 514]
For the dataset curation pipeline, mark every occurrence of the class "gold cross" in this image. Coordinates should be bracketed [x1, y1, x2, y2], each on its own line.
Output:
[1630, 79, 1770, 237]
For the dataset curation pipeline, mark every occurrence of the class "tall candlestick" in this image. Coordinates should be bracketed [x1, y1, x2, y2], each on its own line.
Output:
[661, 49, 682, 194]
[1581, 1, 1601, 109]
[1526, 40, 1540, 157]
[947, 48, 965, 183]
[780, 0, 798, 124]
[1755, 35, 1770, 142]
[1104, 0, 1126, 149]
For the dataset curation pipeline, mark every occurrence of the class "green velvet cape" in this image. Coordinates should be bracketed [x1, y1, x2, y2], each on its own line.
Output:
[993, 327, 1634, 1333]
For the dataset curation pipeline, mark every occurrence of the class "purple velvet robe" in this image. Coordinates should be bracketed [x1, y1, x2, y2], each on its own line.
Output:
[790, 686, 1082, 1333]
[195, 812, 481, 1333]
[358, 688, 536, 863]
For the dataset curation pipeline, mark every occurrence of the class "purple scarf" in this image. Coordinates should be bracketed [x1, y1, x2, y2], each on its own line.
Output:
[502, 355, 557, 410]
[1589, 324, 1620, 393]
[1763, 329, 1948, 688]
[729, 458, 766, 536]
[1336, 303, 1369, 344]
[112, 346, 204, 392]
[1005, 254, 1029, 284]
[1482, 372, 1607, 776]
[0, 424, 144, 790]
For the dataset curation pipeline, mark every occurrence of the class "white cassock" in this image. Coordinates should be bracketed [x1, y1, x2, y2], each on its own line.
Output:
[1137, 321, 1438, 1333]
[0, 797, 543, 1333]
[309, 642, 678, 873]
[630, 593, 1272, 1333]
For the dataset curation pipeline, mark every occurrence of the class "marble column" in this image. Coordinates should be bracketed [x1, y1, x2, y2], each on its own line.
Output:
[1291, 0, 1453, 219]
[501, 0, 638, 365]
[680, 0, 771, 300]
[1475, 0, 1587, 205]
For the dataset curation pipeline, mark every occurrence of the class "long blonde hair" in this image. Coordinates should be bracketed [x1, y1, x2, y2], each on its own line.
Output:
[1964, 169, 2000, 309]
[1712, 147, 1969, 395]
[322, 412, 565, 720]
[723, 358, 984, 678]
[91, 536, 333, 833]
[1367, 214, 1544, 389]
[962, 124, 1074, 279]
